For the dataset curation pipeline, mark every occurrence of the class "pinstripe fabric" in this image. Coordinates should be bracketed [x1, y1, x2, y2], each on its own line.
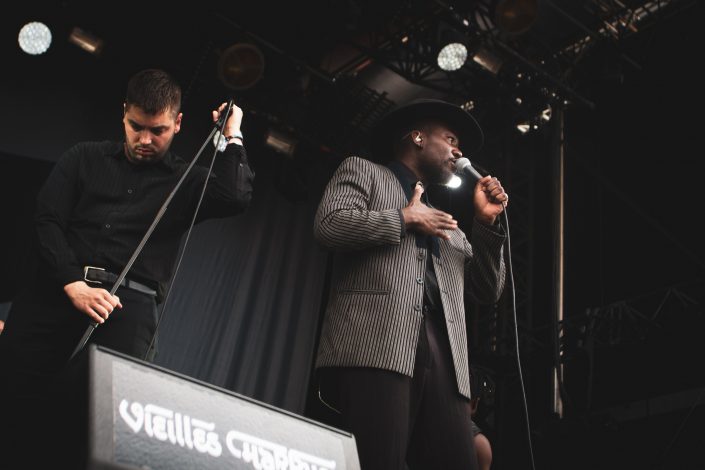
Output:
[314, 156, 506, 399]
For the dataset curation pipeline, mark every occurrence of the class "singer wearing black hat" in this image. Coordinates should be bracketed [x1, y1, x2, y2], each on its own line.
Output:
[313, 98, 509, 469]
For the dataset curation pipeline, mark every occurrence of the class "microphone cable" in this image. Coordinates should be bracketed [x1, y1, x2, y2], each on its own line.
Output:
[143, 101, 235, 361]
[500, 204, 538, 470]
[459, 158, 538, 470]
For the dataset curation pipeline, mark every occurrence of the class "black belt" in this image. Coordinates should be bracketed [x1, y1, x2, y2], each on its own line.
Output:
[83, 266, 157, 297]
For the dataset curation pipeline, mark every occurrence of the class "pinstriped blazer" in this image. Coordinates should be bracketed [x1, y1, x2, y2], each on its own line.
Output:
[313, 156, 506, 399]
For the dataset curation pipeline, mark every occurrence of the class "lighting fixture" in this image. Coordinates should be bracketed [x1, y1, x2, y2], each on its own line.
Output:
[18, 22, 52, 55]
[437, 43, 468, 71]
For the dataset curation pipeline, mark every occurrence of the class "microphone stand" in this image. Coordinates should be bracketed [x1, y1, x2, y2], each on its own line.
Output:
[67, 99, 236, 362]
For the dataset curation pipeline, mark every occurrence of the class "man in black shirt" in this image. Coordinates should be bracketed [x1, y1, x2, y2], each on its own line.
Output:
[0, 69, 254, 464]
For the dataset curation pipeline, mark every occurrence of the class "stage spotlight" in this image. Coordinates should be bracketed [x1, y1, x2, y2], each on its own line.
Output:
[471, 46, 503, 75]
[18, 22, 52, 55]
[516, 122, 530, 134]
[494, 0, 539, 34]
[218, 43, 265, 90]
[461, 100, 475, 111]
[68, 27, 104, 55]
[264, 128, 297, 158]
[437, 43, 468, 71]
[540, 105, 552, 122]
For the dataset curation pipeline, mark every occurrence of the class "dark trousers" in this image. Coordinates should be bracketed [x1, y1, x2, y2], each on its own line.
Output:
[0, 284, 158, 468]
[0, 284, 158, 391]
[318, 314, 479, 470]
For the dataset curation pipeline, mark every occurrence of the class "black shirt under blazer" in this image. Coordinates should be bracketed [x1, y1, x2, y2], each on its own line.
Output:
[314, 156, 506, 399]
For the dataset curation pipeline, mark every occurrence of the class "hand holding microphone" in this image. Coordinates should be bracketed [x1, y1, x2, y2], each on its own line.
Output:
[455, 157, 508, 224]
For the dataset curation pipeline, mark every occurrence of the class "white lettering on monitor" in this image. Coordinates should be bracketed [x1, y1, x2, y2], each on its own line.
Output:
[118, 399, 337, 468]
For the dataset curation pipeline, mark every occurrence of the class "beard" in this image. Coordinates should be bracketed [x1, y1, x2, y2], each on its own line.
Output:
[419, 157, 453, 185]
[124, 134, 172, 164]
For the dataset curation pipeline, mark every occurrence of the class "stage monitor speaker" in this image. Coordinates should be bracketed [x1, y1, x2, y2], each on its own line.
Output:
[87, 345, 360, 470]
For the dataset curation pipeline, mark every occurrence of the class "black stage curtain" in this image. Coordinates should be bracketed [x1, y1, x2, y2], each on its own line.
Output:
[153, 174, 329, 414]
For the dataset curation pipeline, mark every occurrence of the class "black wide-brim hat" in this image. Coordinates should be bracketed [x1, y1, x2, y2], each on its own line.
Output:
[369, 98, 484, 162]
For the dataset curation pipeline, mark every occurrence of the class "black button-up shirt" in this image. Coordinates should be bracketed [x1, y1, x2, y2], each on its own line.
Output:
[387, 160, 444, 317]
[34, 141, 254, 297]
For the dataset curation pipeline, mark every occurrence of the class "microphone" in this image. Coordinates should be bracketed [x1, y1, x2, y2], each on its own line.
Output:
[456, 157, 507, 208]
[455, 157, 483, 183]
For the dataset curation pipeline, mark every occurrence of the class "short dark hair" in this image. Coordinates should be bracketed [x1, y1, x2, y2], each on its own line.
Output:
[125, 69, 181, 116]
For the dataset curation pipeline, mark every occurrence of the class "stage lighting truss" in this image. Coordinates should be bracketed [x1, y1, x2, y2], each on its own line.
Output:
[514, 104, 553, 134]
[566, 281, 703, 350]
[334, 3, 593, 111]
[511, 72, 561, 134]
[559, 0, 677, 60]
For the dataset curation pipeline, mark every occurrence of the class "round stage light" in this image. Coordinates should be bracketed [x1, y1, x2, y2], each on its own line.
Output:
[437, 43, 468, 71]
[18, 22, 52, 55]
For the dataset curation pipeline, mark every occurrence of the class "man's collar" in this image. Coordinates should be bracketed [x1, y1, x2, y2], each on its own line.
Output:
[387, 160, 420, 202]
[388, 159, 440, 255]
